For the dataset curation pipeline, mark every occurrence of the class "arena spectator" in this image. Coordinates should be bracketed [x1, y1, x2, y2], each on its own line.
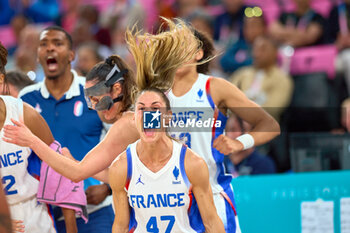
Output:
[328, 0, 350, 95]
[214, 0, 246, 46]
[75, 42, 103, 76]
[231, 35, 294, 122]
[269, 0, 325, 47]
[220, 14, 266, 74]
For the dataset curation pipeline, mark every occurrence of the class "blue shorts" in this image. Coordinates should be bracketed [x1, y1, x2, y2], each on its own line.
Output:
[56, 205, 114, 233]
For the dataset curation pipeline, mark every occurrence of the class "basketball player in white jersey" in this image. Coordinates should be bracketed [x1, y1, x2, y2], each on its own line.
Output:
[167, 30, 280, 232]
[0, 42, 77, 233]
[109, 87, 225, 233]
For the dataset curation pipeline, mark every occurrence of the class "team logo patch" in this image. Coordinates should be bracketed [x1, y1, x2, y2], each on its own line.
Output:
[196, 89, 204, 102]
[172, 166, 181, 184]
[73, 101, 83, 117]
[143, 110, 161, 129]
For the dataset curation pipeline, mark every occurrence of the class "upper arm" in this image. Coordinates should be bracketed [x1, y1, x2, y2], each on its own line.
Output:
[23, 102, 54, 145]
[185, 150, 225, 232]
[109, 153, 130, 233]
[211, 77, 272, 126]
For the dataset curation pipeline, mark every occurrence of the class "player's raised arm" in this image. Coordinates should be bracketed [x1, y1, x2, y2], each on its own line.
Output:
[3, 111, 138, 182]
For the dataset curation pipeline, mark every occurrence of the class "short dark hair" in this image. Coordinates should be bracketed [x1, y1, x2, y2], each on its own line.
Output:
[41, 25, 73, 49]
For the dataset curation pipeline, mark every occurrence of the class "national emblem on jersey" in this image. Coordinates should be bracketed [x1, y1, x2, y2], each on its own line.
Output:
[172, 166, 181, 184]
[196, 89, 204, 102]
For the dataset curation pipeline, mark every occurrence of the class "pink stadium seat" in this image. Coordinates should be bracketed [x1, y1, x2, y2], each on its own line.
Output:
[0, 26, 16, 49]
[289, 45, 338, 79]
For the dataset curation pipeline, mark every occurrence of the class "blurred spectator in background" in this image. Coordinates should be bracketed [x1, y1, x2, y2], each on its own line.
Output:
[220, 14, 266, 74]
[329, 0, 350, 96]
[186, 9, 226, 77]
[214, 0, 246, 47]
[187, 9, 215, 37]
[0, 0, 59, 25]
[173, 0, 206, 18]
[231, 36, 293, 122]
[8, 14, 29, 55]
[57, 0, 81, 33]
[4, 70, 35, 97]
[77, 5, 111, 47]
[339, 98, 350, 133]
[75, 42, 103, 76]
[103, 0, 145, 33]
[12, 25, 45, 82]
[224, 114, 276, 176]
[269, 0, 325, 47]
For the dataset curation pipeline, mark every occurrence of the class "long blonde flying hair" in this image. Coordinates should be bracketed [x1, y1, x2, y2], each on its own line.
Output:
[126, 18, 202, 94]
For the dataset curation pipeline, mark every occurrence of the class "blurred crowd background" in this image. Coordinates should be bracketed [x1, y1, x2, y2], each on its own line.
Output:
[1, 0, 350, 175]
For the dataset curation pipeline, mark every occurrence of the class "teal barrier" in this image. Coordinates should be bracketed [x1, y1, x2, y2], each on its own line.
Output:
[232, 171, 350, 233]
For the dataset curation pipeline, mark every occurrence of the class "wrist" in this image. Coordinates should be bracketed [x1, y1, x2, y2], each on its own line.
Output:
[235, 133, 255, 150]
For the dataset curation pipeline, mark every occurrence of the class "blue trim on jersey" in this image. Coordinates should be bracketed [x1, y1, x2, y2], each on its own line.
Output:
[27, 151, 41, 179]
[188, 193, 205, 233]
[126, 146, 137, 231]
[129, 207, 137, 231]
[126, 146, 133, 181]
[179, 145, 190, 188]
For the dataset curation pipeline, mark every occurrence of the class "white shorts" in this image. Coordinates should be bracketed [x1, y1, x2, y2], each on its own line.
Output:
[10, 196, 56, 233]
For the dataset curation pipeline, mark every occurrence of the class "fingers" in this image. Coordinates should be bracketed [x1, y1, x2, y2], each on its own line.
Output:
[12, 220, 25, 232]
[212, 135, 224, 148]
[10, 118, 24, 127]
[61, 147, 76, 160]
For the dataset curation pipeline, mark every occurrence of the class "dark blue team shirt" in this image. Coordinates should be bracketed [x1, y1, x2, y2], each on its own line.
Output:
[19, 70, 103, 189]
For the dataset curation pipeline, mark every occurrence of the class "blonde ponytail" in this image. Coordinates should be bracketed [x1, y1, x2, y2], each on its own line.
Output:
[126, 17, 201, 92]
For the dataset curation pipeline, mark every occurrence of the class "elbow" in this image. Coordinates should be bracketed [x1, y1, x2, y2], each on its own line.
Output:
[71, 174, 85, 183]
[270, 116, 281, 138]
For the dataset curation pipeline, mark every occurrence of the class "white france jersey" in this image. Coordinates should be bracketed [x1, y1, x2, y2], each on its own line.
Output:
[167, 73, 232, 194]
[0, 95, 39, 205]
[125, 140, 204, 233]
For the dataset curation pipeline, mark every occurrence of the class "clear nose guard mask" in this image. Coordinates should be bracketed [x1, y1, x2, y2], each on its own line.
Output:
[84, 64, 127, 111]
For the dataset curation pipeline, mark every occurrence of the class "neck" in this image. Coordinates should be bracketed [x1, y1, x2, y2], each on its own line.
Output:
[137, 136, 172, 163]
[172, 68, 199, 96]
[45, 68, 73, 100]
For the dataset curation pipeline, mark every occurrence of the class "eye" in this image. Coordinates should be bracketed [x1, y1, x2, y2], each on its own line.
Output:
[152, 107, 160, 111]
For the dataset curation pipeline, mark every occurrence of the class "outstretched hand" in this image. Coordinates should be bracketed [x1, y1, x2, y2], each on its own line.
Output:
[213, 135, 244, 155]
[2, 118, 36, 148]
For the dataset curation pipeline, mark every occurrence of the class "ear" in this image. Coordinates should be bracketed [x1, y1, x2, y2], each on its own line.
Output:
[68, 50, 75, 63]
[195, 49, 204, 61]
[112, 82, 122, 96]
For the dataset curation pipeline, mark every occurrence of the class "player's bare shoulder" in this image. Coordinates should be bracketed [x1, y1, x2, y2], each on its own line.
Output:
[184, 147, 209, 181]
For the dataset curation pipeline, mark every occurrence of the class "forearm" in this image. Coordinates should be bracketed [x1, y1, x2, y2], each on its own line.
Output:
[204, 216, 225, 233]
[62, 208, 77, 233]
[249, 114, 280, 146]
[30, 136, 88, 182]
